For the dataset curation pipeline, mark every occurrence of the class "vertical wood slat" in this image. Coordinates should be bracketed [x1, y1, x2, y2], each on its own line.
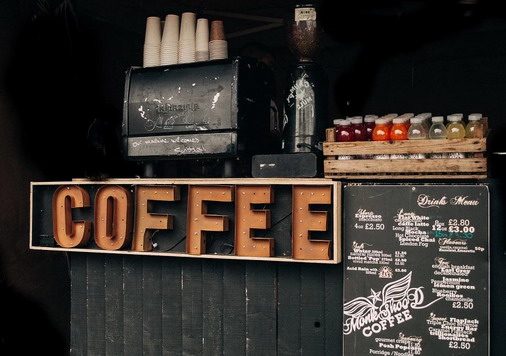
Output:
[104, 255, 124, 356]
[245, 261, 277, 355]
[300, 264, 325, 355]
[70, 254, 87, 356]
[143, 257, 162, 355]
[202, 260, 224, 355]
[87, 254, 106, 355]
[123, 256, 143, 356]
[72, 255, 343, 356]
[223, 261, 246, 355]
[324, 264, 342, 355]
[277, 263, 301, 355]
[181, 259, 203, 355]
[162, 258, 182, 355]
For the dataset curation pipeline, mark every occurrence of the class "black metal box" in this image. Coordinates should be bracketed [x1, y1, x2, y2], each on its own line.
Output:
[122, 57, 279, 161]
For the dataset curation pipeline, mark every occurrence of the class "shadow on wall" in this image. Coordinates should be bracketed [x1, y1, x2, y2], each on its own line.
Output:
[0, 267, 68, 355]
[320, 0, 491, 116]
[4, 1, 134, 181]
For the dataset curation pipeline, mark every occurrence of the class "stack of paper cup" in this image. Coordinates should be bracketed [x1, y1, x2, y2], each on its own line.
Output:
[195, 18, 210, 62]
[178, 12, 196, 64]
[143, 16, 162, 67]
[209, 20, 228, 60]
[160, 14, 179, 65]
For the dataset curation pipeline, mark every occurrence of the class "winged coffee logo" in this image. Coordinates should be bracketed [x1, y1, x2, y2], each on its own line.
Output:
[343, 272, 443, 337]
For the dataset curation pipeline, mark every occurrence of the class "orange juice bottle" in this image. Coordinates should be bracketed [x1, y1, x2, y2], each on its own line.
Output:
[372, 118, 390, 141]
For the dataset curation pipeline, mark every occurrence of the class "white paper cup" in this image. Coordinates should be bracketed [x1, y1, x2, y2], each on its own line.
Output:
[144, 16, 162, 44]
[195, 50, 209, 62]
[162, 14, 180, 43]
[179, 12, 196, 42]
[143, 42, 160, 67]
[196, 18, 209, 34]
[209, 40, 228, 60]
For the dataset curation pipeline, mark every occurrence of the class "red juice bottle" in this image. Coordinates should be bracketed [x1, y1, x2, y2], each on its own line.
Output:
[364, 115, 377, 141]
[351, 117, 367, 141]
[336, 119, 356, 142]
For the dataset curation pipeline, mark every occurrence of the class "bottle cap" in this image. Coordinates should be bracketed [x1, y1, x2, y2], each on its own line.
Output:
[333, 119, 343, 125]
[341, 119, 351, 125]
[398, 113, 414, 119]
[351, 117, 363, 124]
[410, 117, 422, 124]
[392, 118, 404, 124]
[432, 116, 444, 123]
[375, 118, 387, 124]
[364, 115, 378, 122]
[447, 114, 461, 122]
[468, 113, 482, 121]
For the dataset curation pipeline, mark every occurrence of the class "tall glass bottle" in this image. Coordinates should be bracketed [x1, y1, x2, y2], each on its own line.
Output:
[282, 62, 328, 153]
[282, 4, 329, 154]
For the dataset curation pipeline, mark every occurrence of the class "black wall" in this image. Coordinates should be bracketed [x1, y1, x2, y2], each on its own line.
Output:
[1, 1, 506, 355]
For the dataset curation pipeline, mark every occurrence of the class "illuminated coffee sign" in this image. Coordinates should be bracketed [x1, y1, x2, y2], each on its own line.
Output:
[30, 179, 341, 264]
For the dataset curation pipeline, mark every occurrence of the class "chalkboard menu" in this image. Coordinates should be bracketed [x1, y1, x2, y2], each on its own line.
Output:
[343, 184, 489, 356]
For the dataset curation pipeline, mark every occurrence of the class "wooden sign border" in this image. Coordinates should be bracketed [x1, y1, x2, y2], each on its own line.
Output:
[30, 178, 341, 264]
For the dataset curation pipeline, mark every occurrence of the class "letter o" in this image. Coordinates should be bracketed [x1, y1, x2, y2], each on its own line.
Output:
[94, 185, 133, 250]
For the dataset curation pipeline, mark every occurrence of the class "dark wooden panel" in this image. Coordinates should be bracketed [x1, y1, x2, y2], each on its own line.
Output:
[87, 254, 106, 355]
[123, 256, 143, 356]
[71, 255, 344, 356]
[143, 257, 162, 355]
[245, 261, 277, 355]
[300, 264, 326, 355]
[324, 264, 342, 355]
[223, 261, 246, 355]
[277, 263, 301, 355]
[202, 260, 224, 355]
[181, 259, 203, 355]
[105, 255, 124, 355]
[70, 254, 88, 356]
[161, 258, 183, 355]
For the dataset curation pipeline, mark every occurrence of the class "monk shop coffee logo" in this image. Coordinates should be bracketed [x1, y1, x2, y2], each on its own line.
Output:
[417, 194, 480, 208]
[343, 272, 443, 337]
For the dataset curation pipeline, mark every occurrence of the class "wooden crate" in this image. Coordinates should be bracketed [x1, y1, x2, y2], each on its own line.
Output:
[323, 128, 487, 179]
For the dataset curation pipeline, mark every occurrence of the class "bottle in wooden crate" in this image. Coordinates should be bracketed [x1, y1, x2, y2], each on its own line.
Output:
[363, 115, 377, 141]
[407, 117, 427, 159]
[372, 118, 390, 159]
[350, 117, 367, 141]
[465, 113, 484, 138]
[429, 116, 448, 158]
[446, 114, 466, 158]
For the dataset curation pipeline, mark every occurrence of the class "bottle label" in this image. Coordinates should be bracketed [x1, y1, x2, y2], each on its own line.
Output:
[295, 7, 317, 21]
